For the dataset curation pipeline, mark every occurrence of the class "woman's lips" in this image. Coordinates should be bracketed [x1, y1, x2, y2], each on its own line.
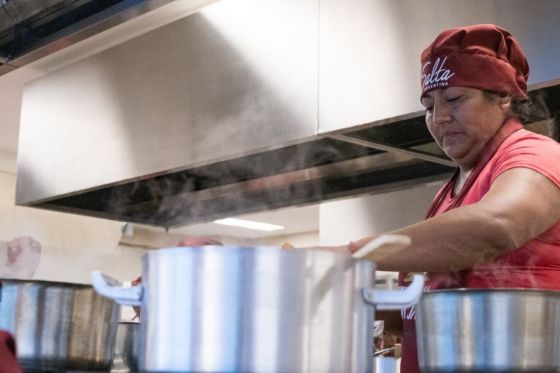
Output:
[442, 131, 462, 142]
[441, 131, 464, 151]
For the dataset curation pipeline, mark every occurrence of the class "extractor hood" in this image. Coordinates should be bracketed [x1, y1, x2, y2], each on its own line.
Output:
[0, 0, 219, 75]
[15, 0, 560, 228]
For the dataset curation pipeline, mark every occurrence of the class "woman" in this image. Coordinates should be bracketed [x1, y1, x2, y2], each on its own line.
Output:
[349, 24, 560, 372]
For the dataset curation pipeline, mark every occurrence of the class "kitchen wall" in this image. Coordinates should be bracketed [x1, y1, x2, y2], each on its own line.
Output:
[319, 182, 443, 245]
[0, 167, 146, 284]
[245, 231, 319, 248]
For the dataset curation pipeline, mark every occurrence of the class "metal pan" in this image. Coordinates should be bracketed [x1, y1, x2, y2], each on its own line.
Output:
[416, 288, 560, 373]
[93, 245, 424, 373]
[0, 279, 120, 371]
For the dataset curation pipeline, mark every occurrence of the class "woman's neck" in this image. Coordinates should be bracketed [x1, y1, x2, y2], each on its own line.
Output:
[453, 167, 473, 196]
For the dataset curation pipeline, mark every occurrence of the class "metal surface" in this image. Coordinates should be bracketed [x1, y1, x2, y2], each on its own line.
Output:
[15, 0, 560, 226]
[26, 138, 453, 227]
[2, 0, 69, 24]
[93, 246, 424, 373]
[0, 6, 14, 36]
[318, 0, 560, 132]
[110, 321, 139, 373]
[17, 0, 318, 205]
[416, 289, 560, 373]
[0, 0, 219, 69]
[374, 357, 400, 373]
[328, 133, 455, 168]
[0, 279, 120, 371]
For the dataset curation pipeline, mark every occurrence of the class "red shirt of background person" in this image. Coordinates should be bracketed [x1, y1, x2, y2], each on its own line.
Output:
[331, 24, 560, 373]
[0, 331, 23, 373]
[131, 236, 222, 320]
[0, 237, 41, 373]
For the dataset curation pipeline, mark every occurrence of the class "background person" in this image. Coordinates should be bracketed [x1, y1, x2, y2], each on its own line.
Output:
[0, 331, 22, 373]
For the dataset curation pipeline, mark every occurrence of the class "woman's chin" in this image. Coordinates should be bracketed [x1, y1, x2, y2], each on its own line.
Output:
[442, 147, 467, 165]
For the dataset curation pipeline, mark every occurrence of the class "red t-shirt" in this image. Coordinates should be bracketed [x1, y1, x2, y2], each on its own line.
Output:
[0, 331, 22, 373]
[398, 128, 560, 373]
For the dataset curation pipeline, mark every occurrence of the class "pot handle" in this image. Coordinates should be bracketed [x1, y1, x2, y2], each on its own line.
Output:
[92, 271, 143, 306]
[361, 274, 424, 310]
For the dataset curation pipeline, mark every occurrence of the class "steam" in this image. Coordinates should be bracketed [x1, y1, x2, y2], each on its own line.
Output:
[468, 246, 543, 289]
[106, 139, 346, 230]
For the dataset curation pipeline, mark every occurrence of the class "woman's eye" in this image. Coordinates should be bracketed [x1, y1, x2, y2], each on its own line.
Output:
[447, 96, 461, 102]
[421, 101, 434, 111]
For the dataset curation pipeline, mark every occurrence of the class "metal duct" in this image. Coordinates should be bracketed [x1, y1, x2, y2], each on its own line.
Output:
[15, 0, 560, 228]
[0, 0, 218, 75]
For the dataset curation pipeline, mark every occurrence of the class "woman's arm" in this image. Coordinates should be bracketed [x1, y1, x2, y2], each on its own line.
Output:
[355, 167, 560, 272]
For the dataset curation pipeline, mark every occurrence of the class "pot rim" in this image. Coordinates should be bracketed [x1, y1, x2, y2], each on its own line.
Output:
[118, 320, 140, 325]
[423, 287, 560, 297]
[0, 278, 92, 288]
[144, 245, 351, 259]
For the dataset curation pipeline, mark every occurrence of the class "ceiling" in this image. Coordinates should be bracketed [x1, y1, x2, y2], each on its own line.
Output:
[0, 0, 319, 239]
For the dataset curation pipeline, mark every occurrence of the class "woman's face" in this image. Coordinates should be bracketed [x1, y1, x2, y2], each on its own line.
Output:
[421, 87, 510, 169]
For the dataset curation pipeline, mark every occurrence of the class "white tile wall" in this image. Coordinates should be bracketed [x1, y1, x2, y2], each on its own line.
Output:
[0, 171, 146, 284]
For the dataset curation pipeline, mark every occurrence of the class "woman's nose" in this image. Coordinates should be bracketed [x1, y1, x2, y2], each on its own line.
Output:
[432, 101, 451, 126]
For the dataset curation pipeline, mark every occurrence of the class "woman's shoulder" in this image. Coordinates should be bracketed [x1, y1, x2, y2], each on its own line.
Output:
[503, 128, 560, 151]
[488, 128, 560, 185]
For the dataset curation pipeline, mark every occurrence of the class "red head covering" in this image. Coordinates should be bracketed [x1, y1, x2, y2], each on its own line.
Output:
[420, 24, 529, 100]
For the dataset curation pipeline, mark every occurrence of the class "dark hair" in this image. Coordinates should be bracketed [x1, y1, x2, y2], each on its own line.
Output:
[511, 99, 532, 123]
[483, 90, 531, 122]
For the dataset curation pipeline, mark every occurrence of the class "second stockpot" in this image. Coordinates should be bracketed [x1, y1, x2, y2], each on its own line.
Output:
[416, 288, 560, 373]
[110, 321, 139, 373]
[93, 246, 424, 373]
[0, 279, 120, 371]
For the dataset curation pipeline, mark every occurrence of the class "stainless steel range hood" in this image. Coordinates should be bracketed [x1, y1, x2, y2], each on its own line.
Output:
[15, 0, 560, 228]
[0, 0, 219, 75]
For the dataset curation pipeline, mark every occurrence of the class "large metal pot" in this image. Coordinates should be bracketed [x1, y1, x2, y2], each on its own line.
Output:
[416, 288, 560, 373]
[111, 321, 139, 373]
[93, 246, 424, 373]
[0, 279, 120, 371]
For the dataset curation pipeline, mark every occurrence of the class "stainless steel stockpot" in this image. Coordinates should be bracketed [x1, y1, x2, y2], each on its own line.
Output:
[111, 321, 139, 373]
[0, 279, 120, 371]
[93, 246, 424, 373]
[416, 288, 560, 373]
